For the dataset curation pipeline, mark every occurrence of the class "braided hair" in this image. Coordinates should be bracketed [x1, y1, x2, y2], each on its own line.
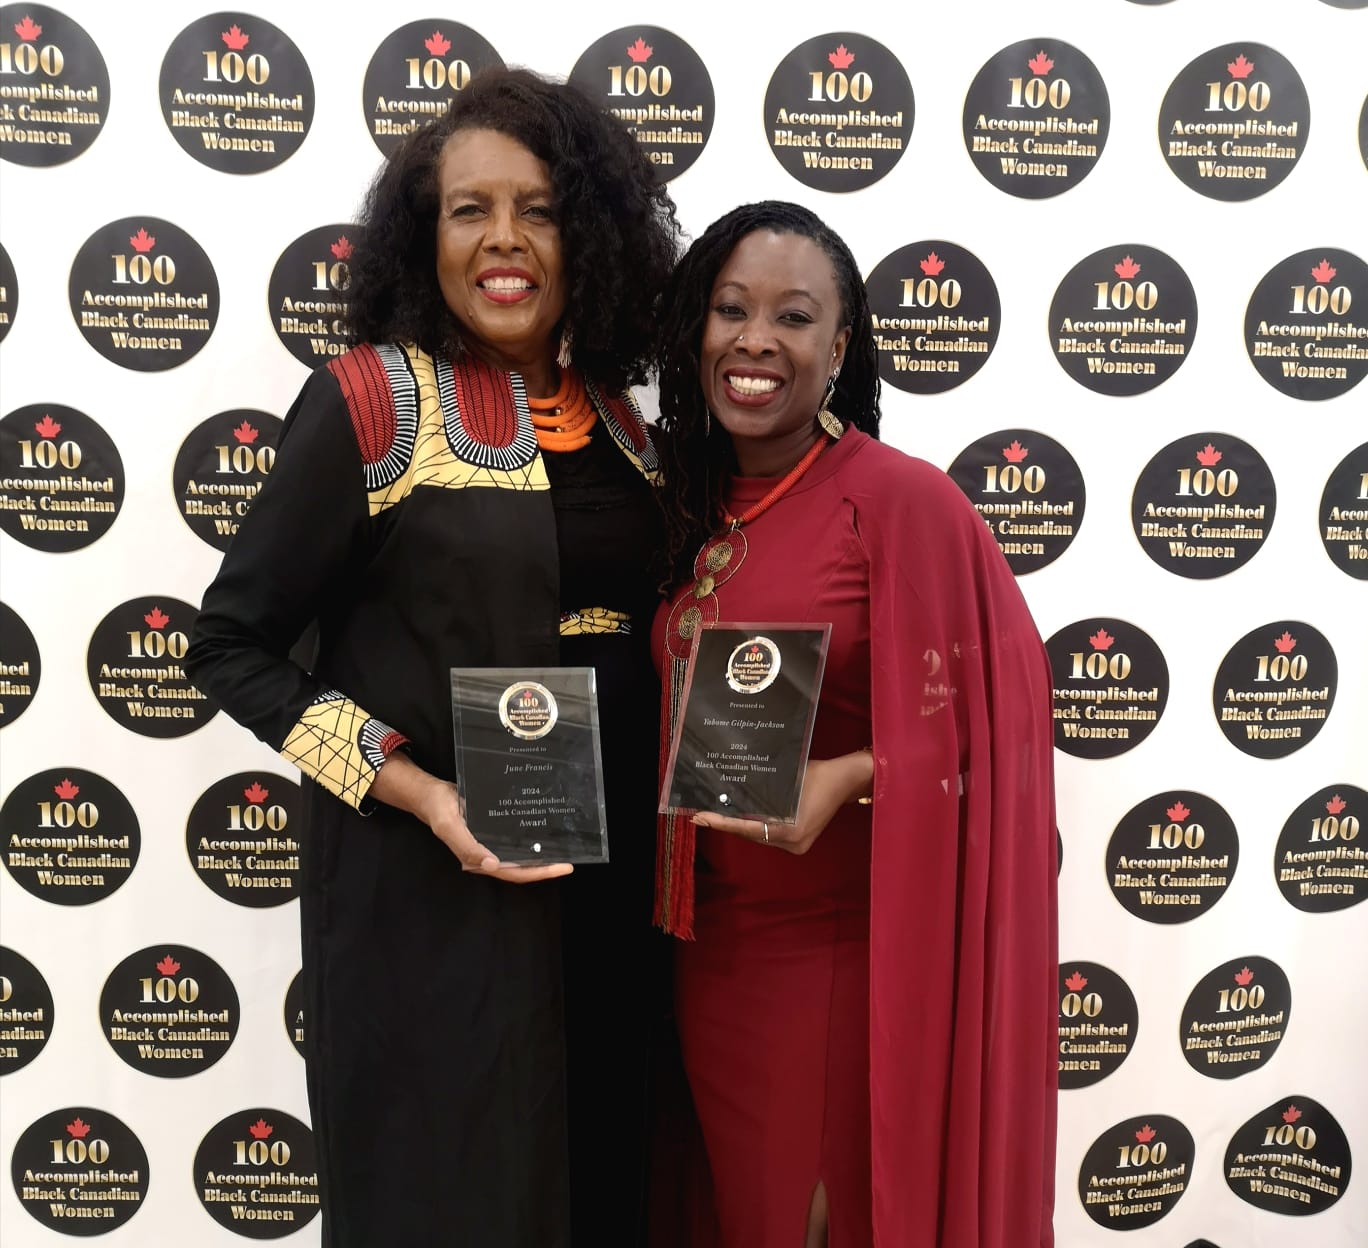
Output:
[654, 201, 880, 585]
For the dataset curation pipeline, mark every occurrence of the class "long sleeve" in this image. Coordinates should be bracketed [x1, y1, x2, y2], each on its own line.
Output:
[186, 365, 406, 810]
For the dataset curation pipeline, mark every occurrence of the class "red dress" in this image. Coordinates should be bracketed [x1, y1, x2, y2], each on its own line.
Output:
[653, 430, 1058, 1248]
[653, 430, 875, 1246]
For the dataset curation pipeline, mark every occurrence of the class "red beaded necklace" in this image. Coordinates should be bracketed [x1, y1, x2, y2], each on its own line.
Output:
[663, 427, 834, 662]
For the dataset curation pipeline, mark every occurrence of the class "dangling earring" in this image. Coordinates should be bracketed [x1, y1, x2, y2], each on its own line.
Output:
[817, 368, 844, 439]
[557, 326, 573, 370]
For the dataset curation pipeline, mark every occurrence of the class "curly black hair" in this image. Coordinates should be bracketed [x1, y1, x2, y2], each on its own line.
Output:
[654, 200, 881, 584]
[344, 67, 679, 392]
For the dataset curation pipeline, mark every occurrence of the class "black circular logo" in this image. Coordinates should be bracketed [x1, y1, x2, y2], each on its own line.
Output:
[1224, 1096, 1352, 1214]
[68, 216, 218, 370]
[1244, 248, 1368, 401]
[963, 39, 1109, 197]
[362, 20, 502, 156]
[100, 945, 238, 1076]
[568, 26, 714, 182]
[269, 223, 356, 367]
[0, 946, 54, 1074]
[0, 4, 109, 167]
[159, 12, 313, 173]
[1078, 1115, 1195, 1229]
[1107, 790, 1238, 923]
[1180, 956, 1291, 1079]
[87, 596, 218, 737]
[173, 409, 280, 550]
[866, 241, 999, 394]
[1131, 432, 1274, 578]
[1213, 620, 1336, 758]
[1, 768, 139, 904]
[1275, 784, 1367, 913]
[195, 1109, 320, 1236]
[1049, 245, 1197, 395]
[947, 429, 1083, 574]
[187, 772, 301, 906]
[0, 239, 16, 340]
[763, 33, 913, 192]
[10, 1106, 149, 1233]
[1057, 961, 1138, 1089]
[1046, 618, 1169, 758]
[1159, 43, 1310, 200]
[1320, 442, 1368, 578]
[1320, 0, 1368, 7]
[0, 600, 39, 726]
[0, 403, 124, 551]
[283, 969, 304, 1057]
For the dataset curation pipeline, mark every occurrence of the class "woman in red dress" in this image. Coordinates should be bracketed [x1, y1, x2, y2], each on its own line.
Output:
[651, 203, 1058, 1247]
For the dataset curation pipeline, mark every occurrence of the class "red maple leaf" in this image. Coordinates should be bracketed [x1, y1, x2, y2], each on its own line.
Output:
[1166, 800, 1190, 822]
[34, 414, 62, 440]
[1002, 440, 1028, 463]
[1274, 631, 1296, 654]
[919, 251, 945, 276]
[1196, 443, 1222, 467]
[829, 45, 855, 70]
[14, 15, 41, 40]
[144, 606, 170, 630]
[1311, 259, 1337, 284]
[1227, 54, 1254, 79]
[244, 781, 270, 804]
[1326, 794, 1347, 815]
[1135, 1124, 1156, 1143]
[1283, 1104, 1301, 1124]
[1028, 51, 1054, 77]
[424, 31, 451, 57]
[1234, 966, 1254, 986]
[66, 1117, 91, 1139]
[54, 778, 80, 800]
[156, 954, 181, 976]
[249, 1118, 274, 1140]
[626, 37, 653, 63]
[232, 420, 259, 444]
[331, 235, 353, 261]
[1064, 970, 1088, 992]
[222, 24, 249, 51]
[129, 228, 156, 254]
[1114, 256, 1141, 280]
[1089, 627, 1114, 652]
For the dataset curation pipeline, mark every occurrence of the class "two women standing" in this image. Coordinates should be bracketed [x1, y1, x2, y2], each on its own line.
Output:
[189, 69, 1056, 1248]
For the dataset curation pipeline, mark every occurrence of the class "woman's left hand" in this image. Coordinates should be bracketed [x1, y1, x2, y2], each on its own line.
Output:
[692, 750, 873, 856]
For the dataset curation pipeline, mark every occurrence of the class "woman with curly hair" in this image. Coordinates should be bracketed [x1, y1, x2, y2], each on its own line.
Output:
[187, 68, 679, 1247]
[652, 203, 1057, 1247]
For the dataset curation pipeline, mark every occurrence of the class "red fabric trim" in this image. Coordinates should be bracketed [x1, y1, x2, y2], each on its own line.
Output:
[600, 391, 647, 451]
[328, 345, 395, 465]
[452, 356, 518, 448]
[378, 730, 409, 758]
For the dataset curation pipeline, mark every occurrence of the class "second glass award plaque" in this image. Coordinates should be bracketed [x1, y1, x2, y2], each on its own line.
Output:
[451, 667, 608, 865]
[660, 623, 830, 821]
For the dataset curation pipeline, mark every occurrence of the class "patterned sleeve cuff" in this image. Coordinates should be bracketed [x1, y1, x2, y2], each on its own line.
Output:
[280, 689, 408, 811]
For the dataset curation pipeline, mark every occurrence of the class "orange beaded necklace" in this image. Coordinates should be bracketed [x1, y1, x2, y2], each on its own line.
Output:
[527, 369, 598, 452]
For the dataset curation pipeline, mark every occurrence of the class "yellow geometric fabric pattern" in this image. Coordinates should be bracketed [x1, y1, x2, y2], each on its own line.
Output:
[560, 607, 632, 637]
[281, 690, 402, 810]
[366, 346, 549, 516]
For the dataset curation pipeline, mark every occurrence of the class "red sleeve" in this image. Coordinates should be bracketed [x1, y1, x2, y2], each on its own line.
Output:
[852, 445, 1057, 1247]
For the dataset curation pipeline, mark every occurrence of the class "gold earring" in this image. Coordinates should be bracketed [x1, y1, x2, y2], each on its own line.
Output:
[557, 327, 573, 369]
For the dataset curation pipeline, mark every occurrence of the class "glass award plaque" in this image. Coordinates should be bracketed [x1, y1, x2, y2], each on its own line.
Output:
[450, 667, 608, 865]
[660, 623, 830, 821]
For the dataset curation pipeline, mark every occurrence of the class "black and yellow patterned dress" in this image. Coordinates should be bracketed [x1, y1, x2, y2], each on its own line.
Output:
[187, 343, 664, 1248]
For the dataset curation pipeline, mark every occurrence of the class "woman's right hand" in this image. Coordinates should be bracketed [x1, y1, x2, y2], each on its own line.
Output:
[371, 752, 573, 883]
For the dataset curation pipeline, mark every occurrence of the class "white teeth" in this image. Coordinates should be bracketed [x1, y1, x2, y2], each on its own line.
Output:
[480, 276, 533, 291]
[727, 374, 780, 394]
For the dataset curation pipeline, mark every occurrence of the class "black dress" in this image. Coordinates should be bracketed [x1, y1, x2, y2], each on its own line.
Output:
[187, 343, 663, 1248]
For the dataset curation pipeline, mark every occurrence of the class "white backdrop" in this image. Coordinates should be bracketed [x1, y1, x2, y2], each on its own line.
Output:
[2, 1, 1365, 1244]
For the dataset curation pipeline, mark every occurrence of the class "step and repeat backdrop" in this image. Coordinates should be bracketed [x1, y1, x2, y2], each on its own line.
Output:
[1, 1, 1364, 1244]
